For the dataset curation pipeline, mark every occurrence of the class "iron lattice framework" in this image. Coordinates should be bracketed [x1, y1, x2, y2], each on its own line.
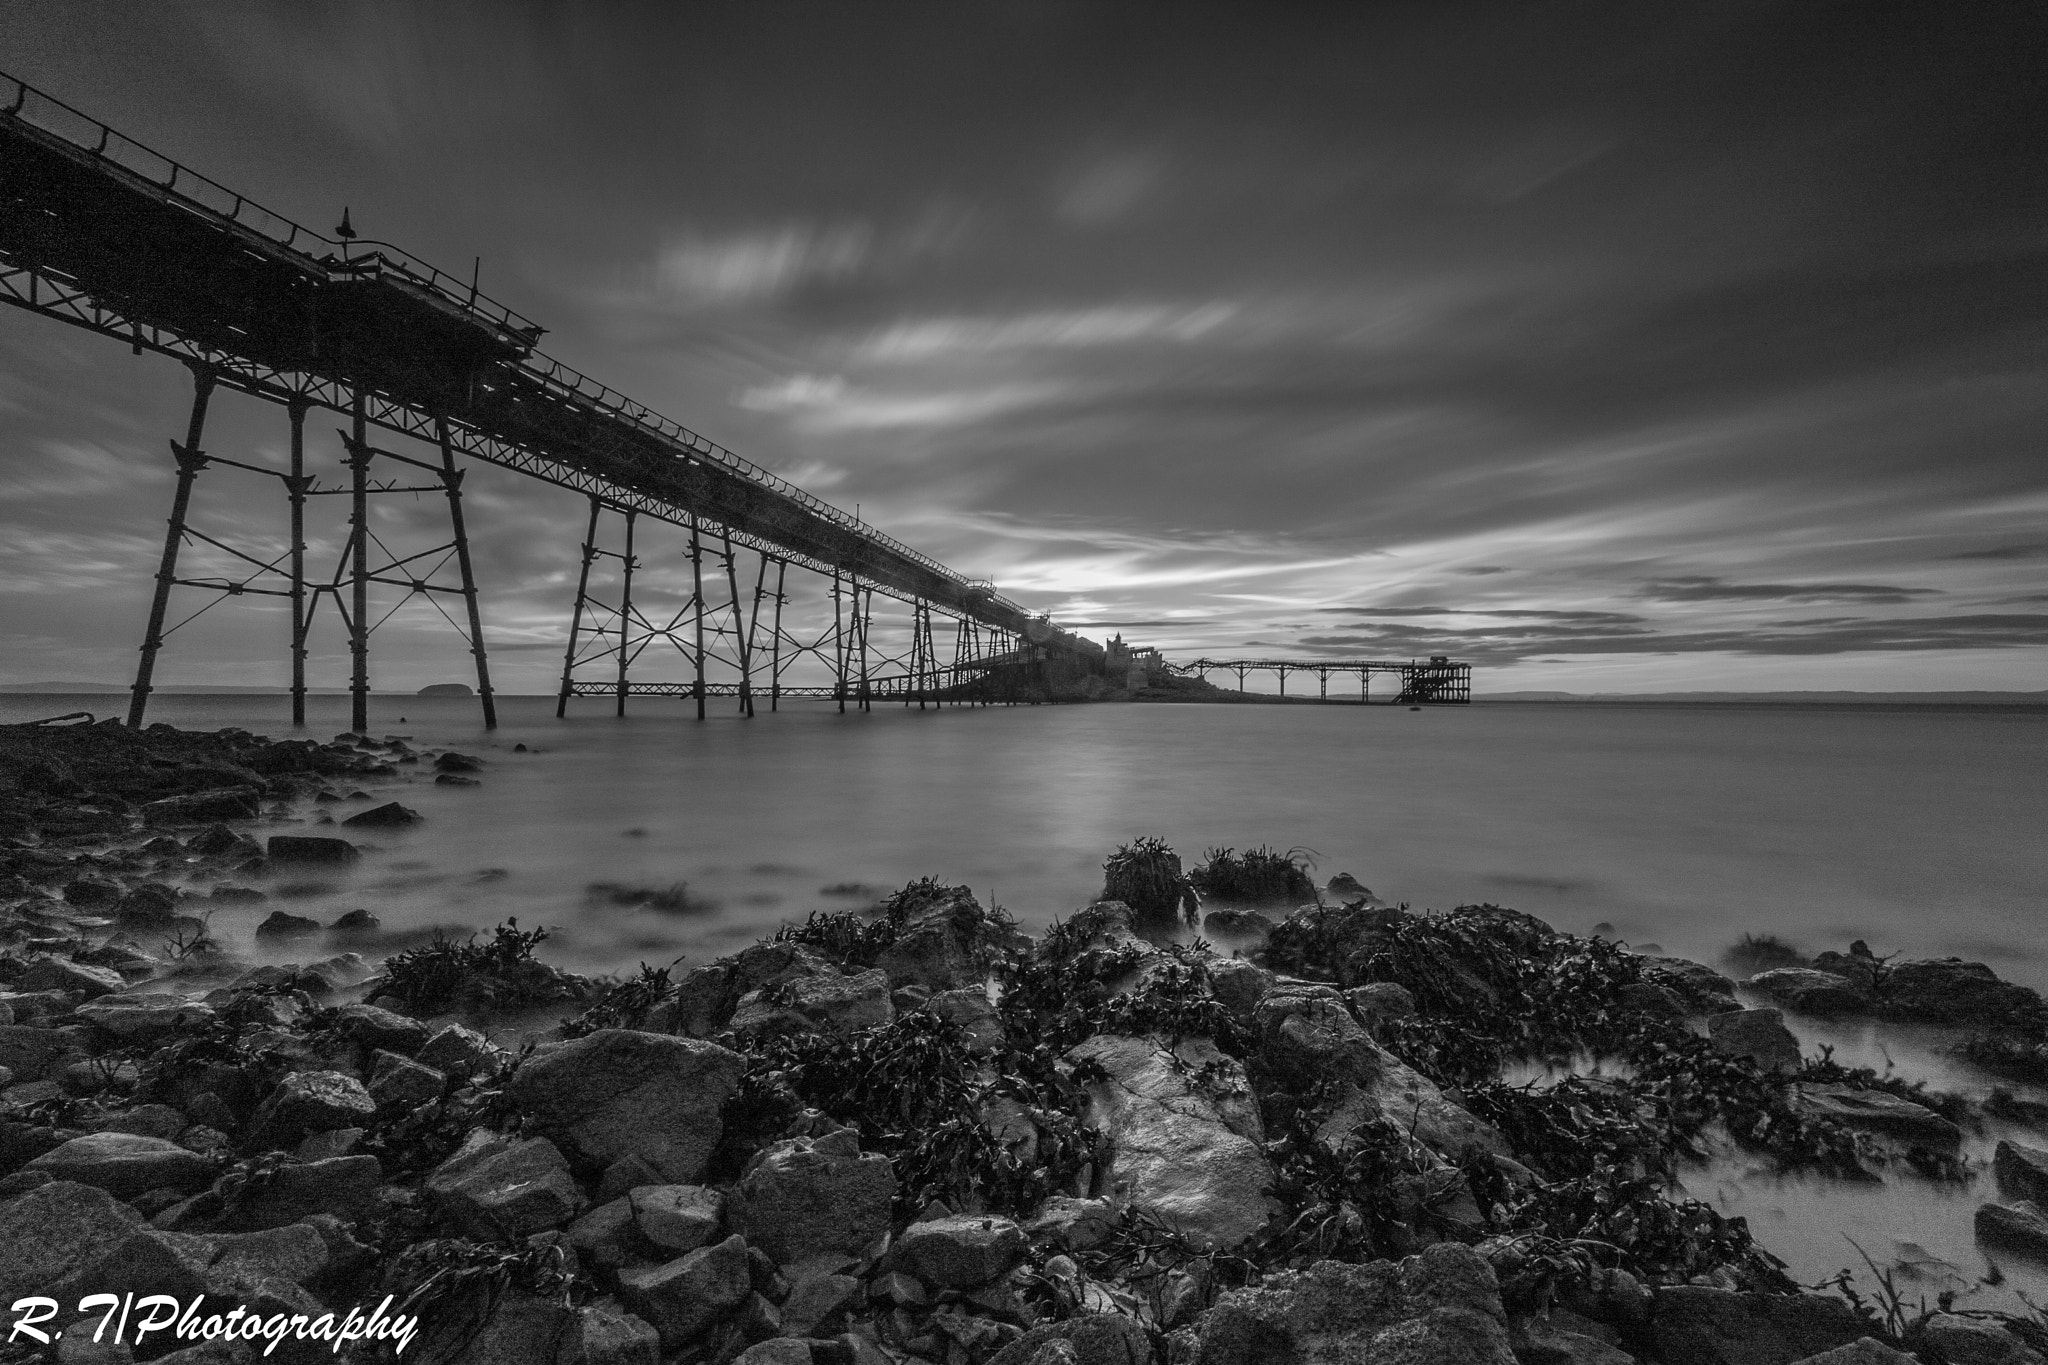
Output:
[0, 71, 1094, 728]
[1169, 658, 1472, 704]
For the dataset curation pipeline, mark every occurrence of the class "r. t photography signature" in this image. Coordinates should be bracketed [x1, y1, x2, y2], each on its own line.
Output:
[9, 1292, 420, 1357]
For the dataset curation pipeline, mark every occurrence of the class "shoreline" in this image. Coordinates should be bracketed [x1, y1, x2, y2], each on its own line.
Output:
[1, 717, 2046, 1363]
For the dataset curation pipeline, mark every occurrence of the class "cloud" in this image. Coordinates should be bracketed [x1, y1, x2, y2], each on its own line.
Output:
[737, 375, 1066, 432]
[1637, 576, 1944, 604]
[858, 303, 1238, 362]
[1058, 152, 1165, 225]
[0, 441, 160, 500]
[1320, 606, 1647, 623]
[657, 223, 873, 304]
[1947, 543, 2048, 560]
[1456, 566, 1513, 575]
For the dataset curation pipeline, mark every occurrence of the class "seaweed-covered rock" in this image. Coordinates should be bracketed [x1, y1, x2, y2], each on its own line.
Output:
[417, 1021, 500, 1078]
[1068, 1033, 1275, 1248]
[1194, 1243, 1516, 1365]
[727, 1129, 895, 1272]
[508, 1029, 745, 1183]
[876, 883, 1009, 992]
[1647, 1286, 1868, 1365]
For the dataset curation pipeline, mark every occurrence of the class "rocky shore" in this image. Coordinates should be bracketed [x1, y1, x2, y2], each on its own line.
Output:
[2, 717, 2047, 1365]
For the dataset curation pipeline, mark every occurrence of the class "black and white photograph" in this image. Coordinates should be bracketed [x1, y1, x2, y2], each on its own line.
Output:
[0, 5, 2044, 1361]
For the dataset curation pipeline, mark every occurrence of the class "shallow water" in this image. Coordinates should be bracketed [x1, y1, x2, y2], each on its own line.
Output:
[9, 690, 2048, 1302]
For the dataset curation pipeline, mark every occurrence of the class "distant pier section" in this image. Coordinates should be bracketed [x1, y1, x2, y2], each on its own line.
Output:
[1171, 655, 1470, 704]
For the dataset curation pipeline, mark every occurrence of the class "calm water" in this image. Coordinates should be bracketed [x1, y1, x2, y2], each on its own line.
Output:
[9, 691, 2048, 1299]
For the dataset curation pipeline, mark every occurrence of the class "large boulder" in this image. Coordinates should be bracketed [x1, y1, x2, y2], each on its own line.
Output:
[1193, 1243, 1516, 1365]
[210, 1155, 384, 1231]
[426, 1133, 586, 1239]
[729, 968, 892, 1037]
[77, 993, 217, 1042]
[508, 1029, 744, 1183]
[632, 1184, 725, 1255]
[24, 1132, 215, 1199]
[1746, 970, 1869, 1016]
[1791, 1084, 1960, 1146]
[248, 1070, 377, 1149]
[1708, 1008, 1802, 1072]
[893, 1214, 1028, 1288]
[1067, 1033, 1276, 1248]
[1639, 957, 1742, 1015]
[727, 1129, 895, 1273]
[1882, 959, 2044, 1027]
[0, 1180, 142, 1307]
[618, 1233, 752, 1349]
[1995, 1139, 2048, 1204]
[265, 835, 359, 866]
[1977, 1200, 2048, 1256]
[1647, 1286, 1869, 1365]
[876, 883, 1012, 992]
[1912, 1314, 2047, 1365]
[441, 1294, 661, 1365]
[142, 788, 261, 827]
[989, 1315, 1154, 1365]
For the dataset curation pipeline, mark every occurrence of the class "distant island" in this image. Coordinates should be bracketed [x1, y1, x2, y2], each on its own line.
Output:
[416, 682, 475, 697]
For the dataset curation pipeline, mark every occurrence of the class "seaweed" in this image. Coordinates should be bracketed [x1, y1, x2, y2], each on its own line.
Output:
[371, 919, 580, 1015]
[1188, 845, 1317, 907]
[559, 961, 680, 1038]
[1101, 837, 1198, 928]
[1724, 933, 1806, 976]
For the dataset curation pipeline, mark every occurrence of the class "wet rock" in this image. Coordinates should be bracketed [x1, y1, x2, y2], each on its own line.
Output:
[732, 968, 893, 1037]
[442, 1294, 662, 1365]
[1347, 981, 1418, 1028]
[631, 1183, 724, 1254]
[1913, 1314, 2047, 1365]
[931, 985, 1005, 1051]
[1510, 1315, 1636, 1364]
[210, 1154, 384, 1231]
[426, 1132, 586, 1239]
[329, 907, 381, 936]
[115, 883, 182, 927]
[435, 751, 485, 773]
[1786, 1339, 1916, 1365]
[1976, 1200, 2048, 1256]
[141, 788, 261, 827]
[341, 801, 422, 829]
[254, 909, 322, 940]
[1995, 1139, 2048, 1204]
[62, 876, 123, 910]
[417, 1021, 501, 1078]
[0, 1024, 89, 1080]
[22, 955, 124, 997]
[566, 1197, 640, 1270]
[1325, 872, 1374, 900]
[1746, 969, 1869, 1016]
[1203, 909, 1277, 941]
[0, 1180, 141, 1304]
[894, 1214, 1027, 1287]
[333, 1000, 430, 1054]
[187, 823, 258, 857]
[1024, 1196, 1118, 1252]
[248, 1070, 377, 1149]
[24, 1132, 214, 1198]
[86, 1103, 189, 1141]
[1884, 959, 2044, 1027]
[1209, 958, 1275, 1018]
[732, 1340, 813, 1365]
[1792, 1083, 1961, 1145]
[728, 1129, 896, 1272]
[618, 1233, 752, 1348]
[508, 1028, 745, 1183]
[293, 1128, 361, 1162]
[992, 1314, 1153, 1365]
[1647, 1286, 1869, 1365]
[1068, 1033, 1276, 1248]
[779, 1272, 862, 1336]
[1193, 1242, 1515, 1365]
[876, 883, 1009, 992]
[264, 835, 359, 866]
[1708, 1008, 1803, 1072]
[368, 1049, 446, 1111]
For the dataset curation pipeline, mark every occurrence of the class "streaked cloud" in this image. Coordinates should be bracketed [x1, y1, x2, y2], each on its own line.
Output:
[858, 303, 1237, 362]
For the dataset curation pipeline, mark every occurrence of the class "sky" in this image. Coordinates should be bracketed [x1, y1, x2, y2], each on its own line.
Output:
[1, 2, 2044, 694]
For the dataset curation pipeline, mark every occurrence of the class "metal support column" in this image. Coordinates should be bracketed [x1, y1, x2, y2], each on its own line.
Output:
[1319, 668, 1328, 701]
[690, 513, 706, 720]
[286, 399, 310, 728]
[435, 417, 496, 729]
[857, 586, 872, 712]
[348, 391, 370, 735]
[128, 363, 215, 729]
[833, 571, 848, 713]
[615, 510, 636, 717]
[723, 528, 753, 718]
[557, 497, 601, 718]
[768, 559, 787, 712]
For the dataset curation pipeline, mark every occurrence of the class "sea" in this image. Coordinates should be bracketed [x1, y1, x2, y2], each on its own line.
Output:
[6, 690, 2047, 1301]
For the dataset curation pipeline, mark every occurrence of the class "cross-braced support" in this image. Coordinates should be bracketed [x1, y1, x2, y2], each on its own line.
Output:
[128, 361, 216, 727]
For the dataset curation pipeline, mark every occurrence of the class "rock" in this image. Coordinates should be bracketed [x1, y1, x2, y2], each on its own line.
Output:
[1255, 983, 1509, 1160]
[0, 1180, 142, 1306]
[77, 993, 216, 1041]
[1792, 1084, 1961, 1145]
[293, 1128, 361, 1162]
[368, 1049, 446, 1111]
[1977, 1200, 2048, 1256]
[1208, 959, 1274, 1018]
[1884, 959, 2044, 1027]
[329, 907, 381, 936]
[618, 1233, 752, 1348]
[1193, 1243, 1515, 1365]
[210, 1155, 383, 1230]
[21, 956, 125, 998]
[1203, 909, 1277, 941]
[1325, 873, 1374, 899]
[115, 883, 182, 927]
[439, 1293, 661, 1365]
[507, 1028, 745, 1183]
[931, 985, 1005, 1051]
[1708, 1008, 1803, 1071]
[1024, 1196, 1118, 1251]
[142, 788, 261, 827]
[566, 1197, 640, 1271]
[436, 751, 485, 773]
[1347, 981, 1418, 1028]
[87, 1104, 189, 1141]
[254, 910, 323, 940]
[62, 875, 124, 909]
[632, 1183, 724, 1254]
[333, 1001, 430, 1053]
[248, 1070, 376, 1149]
[187, 823, 258, 857]
[417, 1021, 501, 1078]
[733, 968, 893, 1037]
[1787, 1340, 1917, 1365]
[1746, 969, 1869, 1016]
[991, 1315, 1154, 1365]
[875, 883, 1007, 992]
[779, 1272, 862, 1336]
[427, 1133, 586, 1239]
[1648, 1286, 1869, 1365]
[1914, 1314, 2047, 1365]
[729, 1129, 895, 1272]
[264, 835, 359, 866]
[1996, 1139, 2048, 1204]
[597, 1153, 665, 1202]
[341, 801, 423, 829]
[24, 1132, 216, 1198]
[894, 1214, 1028, 1287]
[1067, 1033, 1276, 1248]
[733, 1342, 813, 1365]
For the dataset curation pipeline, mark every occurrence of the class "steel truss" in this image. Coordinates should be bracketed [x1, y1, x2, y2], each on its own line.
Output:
[1168, 657, 1472, 704]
